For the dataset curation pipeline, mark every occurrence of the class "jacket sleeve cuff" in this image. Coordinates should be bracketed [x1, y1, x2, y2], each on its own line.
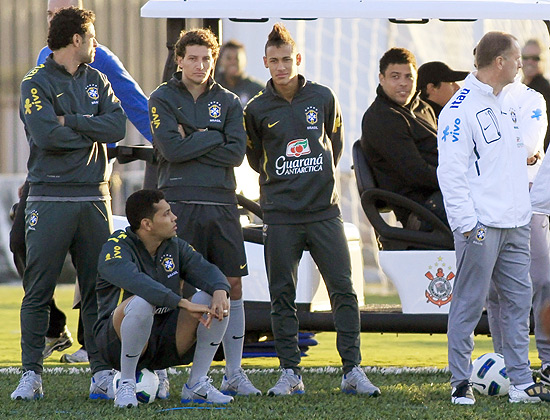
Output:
[164, 292, 182, 309]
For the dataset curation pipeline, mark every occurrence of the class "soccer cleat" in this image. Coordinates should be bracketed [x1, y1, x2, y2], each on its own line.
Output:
[90, 369, 115, 400]
[539, 366, 550, 386]
[60, 348, 88, 363]
[114, 380, 138, 408]
[11, 371, 44, 401]
[267, 368, 305, 396]
[43, 326, 73, 359]
[181, 376, 233, 404]
[341, 366, 381, 396]
[155, 369, 170, 399]
[220, 368, 262, 396]
[509, 383, 550, 403]
[451, 380, 475, 405]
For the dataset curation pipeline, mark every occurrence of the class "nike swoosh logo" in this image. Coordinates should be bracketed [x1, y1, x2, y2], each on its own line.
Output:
[125, 353, 140, 358]
[232, 334, 245, 340]
[240, 263, 247, 269]
[57, 93, 64, 97]
[268, 121, 280, 128]
[195, 392, 208, 399]
[471, 382, 486, 389]
[210, 342, 221, 346]
[483, 124, 490, 130]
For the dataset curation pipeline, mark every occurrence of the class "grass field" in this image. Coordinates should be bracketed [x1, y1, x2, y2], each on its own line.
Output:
[0, 284, 548, 419]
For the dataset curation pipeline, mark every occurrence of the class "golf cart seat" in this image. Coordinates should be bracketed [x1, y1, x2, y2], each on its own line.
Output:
[351, 140, 453, 250]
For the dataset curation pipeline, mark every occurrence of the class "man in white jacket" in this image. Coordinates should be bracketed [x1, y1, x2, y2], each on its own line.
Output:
[437, 31, 550, 404]
[486, 78, 550, 386]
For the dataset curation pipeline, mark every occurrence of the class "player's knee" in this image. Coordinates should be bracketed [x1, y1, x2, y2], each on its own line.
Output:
[191, 290, 212, 306]
[123, 296, 155, 322]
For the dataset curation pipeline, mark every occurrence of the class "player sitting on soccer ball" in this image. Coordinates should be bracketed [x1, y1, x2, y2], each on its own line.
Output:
[94, 189, 232, 408]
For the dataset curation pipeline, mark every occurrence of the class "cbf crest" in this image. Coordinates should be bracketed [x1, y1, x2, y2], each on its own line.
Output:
[161, 254, 175, 273]
[424, 256, 454, 307]
[28, 210, 39, 230]
[305, 106, 318, 127]
[475, 225, 486, 242]
[208, 101, 222, 122]
[86, 84, 99, 104]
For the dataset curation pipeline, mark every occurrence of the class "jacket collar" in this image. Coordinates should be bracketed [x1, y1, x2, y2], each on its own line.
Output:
[376, 84, 422, 112]
[265, 74, 307, 99]
[45, 54, 87, 77]
[170, 71, 217, 94]
[466, 72, 496, 97]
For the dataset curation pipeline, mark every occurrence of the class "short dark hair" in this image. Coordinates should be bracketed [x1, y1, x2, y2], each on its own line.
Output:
[47, 7, 95, 51]
[221, 39, 245, 53]
[475, 31, 517, 69]
[379, 48, 417, 74]
[125, 189, 165, 231]
[265, 23, 296, 54]
[174, 28, 220, 62]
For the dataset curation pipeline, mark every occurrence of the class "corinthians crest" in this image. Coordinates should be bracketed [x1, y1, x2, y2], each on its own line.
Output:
[424, 256, 455, 307]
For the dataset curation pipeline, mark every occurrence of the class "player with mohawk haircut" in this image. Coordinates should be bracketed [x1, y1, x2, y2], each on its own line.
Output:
[244, 23, 381, 397]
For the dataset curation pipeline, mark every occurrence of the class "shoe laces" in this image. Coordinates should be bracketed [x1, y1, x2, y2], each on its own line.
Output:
[117, 381, 136, 399]
[354, 366, 371, 379]
[18, 371, 39, 389]
[275, 369, 296, 386]
[230, 368, 250, 383]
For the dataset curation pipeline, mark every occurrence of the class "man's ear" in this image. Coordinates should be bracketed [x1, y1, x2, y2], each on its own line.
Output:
[72, 33, 82, 47]
[140, 217, 153, 232]
[296, 53, 302, 66]
[263, 56, 268, 69]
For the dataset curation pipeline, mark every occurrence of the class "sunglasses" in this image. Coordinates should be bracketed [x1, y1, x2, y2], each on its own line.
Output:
[522, 55, 541, 61]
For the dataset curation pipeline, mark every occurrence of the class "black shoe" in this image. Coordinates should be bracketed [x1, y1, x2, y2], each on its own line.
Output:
[451, 380, 475, 405]
[540, 366, 550, 386]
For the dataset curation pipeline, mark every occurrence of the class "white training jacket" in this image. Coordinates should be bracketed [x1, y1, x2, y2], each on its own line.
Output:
[437, 73, 531, 234]
[503, 79, 547, 183]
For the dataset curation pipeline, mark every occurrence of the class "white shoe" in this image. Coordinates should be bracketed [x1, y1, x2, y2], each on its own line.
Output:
[114, 380, 138, 408]
[89, 369, 115, 400]
[11, 371, 43, 401]
[220, 368, 262, 396]
[155, 369, 170, 399]
[60, 348, 88, 363]
[181, 376, 233, 404]
[341, 366, 381, 396]
[509, 383, 550, 403]
[267, 368, 305, 396]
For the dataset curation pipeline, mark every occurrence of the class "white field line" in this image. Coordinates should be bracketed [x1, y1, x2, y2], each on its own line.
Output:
[0, 366, 449, 375]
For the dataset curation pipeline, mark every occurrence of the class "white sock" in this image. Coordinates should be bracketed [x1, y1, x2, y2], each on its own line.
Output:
[187, 291, 229, 387]
[120, 296, 154, 382]
[222, 299, 245, 377]
[515, 381, 535, 390]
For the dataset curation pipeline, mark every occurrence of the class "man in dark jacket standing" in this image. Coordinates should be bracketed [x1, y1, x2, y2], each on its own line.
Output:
[11, 7, 126, 401]
[360, 48, 447, 227]
[148, 28, 260, 398]
[245, 23, 380, 397]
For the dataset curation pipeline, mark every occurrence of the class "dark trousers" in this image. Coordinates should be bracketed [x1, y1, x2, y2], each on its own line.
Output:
[263, 217, 361, 372]
[9, 181, 83, 343]
[21, 200, 111, 374]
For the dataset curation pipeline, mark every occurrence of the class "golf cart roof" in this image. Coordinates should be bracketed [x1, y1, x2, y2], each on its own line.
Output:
[141, 0, 550, 20]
